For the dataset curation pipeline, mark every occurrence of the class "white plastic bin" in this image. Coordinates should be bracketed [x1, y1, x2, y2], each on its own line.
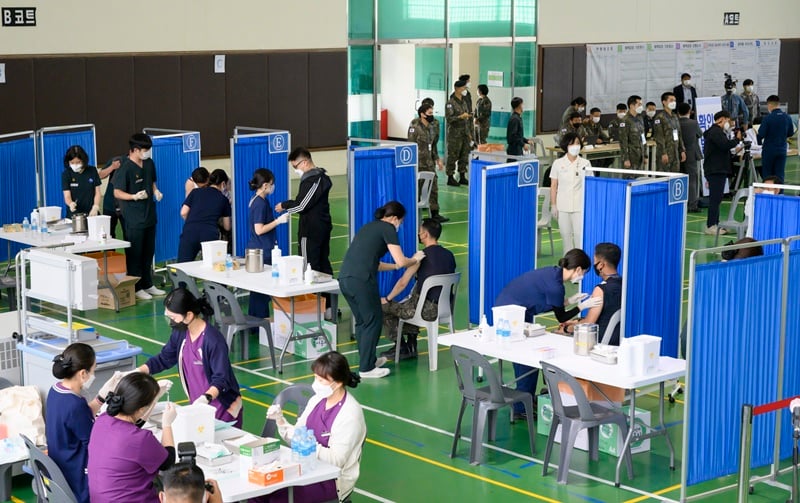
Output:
[39, 206, 62, 223]
[87, 215, 111, 241]
[201, 240, 228, 268]
[172, 403, 215, 445]
[619, 335, 662, 375]
[491, 304, 526, 339]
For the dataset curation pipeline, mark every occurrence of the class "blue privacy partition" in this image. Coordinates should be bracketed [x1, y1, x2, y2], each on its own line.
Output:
[347, 139, 418, 297]
[230, 128, 290, 257]
[752, 187, 800, 254]
[144, 129, 201, 263]
[38, 125, 96, 208]
[467, 153, 539, 325]
[0, 131, 38, 262]
[780, 240, 800, 460]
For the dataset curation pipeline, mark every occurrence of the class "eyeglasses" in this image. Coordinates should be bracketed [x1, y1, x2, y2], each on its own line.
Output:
[594, 261, 602, 269]
[291, 159, 306, 170]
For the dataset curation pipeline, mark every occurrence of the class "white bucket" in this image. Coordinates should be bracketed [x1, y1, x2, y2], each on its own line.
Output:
[278, 255, 304, 285]
[39, 206, 62, 223]
[491, 304, 526, 339]
[172, 403, 215, 445]
[619, 335, 662, 375]
[201, 240, 228, 268]
[87, 215, 111, 241]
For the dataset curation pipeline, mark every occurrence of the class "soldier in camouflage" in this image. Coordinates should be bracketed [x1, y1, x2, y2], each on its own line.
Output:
[475, 84, 492, 144]
[445, 80, 472, 186]
[421, 97, 444, 172]
[619, 95, 648, 172]
[581, 107, 609, 144]
[409, 103, 448, 223]
[556, 112, 585, 145]
[653, 92, 686, 173]
[607, 103, 628, 142]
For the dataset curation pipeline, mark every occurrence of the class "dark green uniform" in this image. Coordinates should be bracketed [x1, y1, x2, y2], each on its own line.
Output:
[445, 94, 472, 179]
[580, 121, 609, 143]
[653, 110, 685, 173]
[61, 166, 101, 217]
[607, 117, 624, 142]
[475, 96, 492, 144]
[619, 112, 647, 170]
[408, 117, 440, 212]
[555, 122, 583, 146]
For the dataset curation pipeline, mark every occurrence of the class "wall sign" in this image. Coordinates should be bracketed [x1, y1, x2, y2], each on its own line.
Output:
[723, 12, 740, 25]
[2, 8, 36, 27]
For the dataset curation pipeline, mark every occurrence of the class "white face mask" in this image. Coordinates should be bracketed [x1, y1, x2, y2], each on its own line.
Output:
[294, 168, 303, 177]
[460, 90, 467, 97]
[646, 110, 656, 118]
[567, 145, 581, 156]
[683, 79, 691, 86]
[592, 116, 600, 124]
[745, 85, 754, 93]
[82, 372, 96, 390]
[570, 274, 583, 285]
[667, 101, 677, 110]
[140, 149, 152, 160]
[577, 106, 585, 113]
[70, 163, 83, 172]
[617, 112, 626, 119]
[312, 379, 334, 399]
[635, 105, 644, 114]
[723, 122, 732, 132]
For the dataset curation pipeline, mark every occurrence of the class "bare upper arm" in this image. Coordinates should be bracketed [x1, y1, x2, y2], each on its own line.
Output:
[582, 285, 604, 324]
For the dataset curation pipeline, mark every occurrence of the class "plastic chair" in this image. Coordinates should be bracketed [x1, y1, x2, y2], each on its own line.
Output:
[417, 171, 436, 219]
[600, 309, 621, 345]
[540, 361, 633, 484]
[261, 384, 315, 438]
[449, 345, 535, 465]
[204, 281, 276, 370]
[715, 188, 749, 245]
[537, 187, 555, 256]
[396, 272, 460, 371]
[167, 267, 203, 300]
[21, 435, 78, 503]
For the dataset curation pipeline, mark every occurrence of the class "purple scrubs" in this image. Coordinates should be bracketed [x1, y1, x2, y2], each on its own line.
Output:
[181, 330, 240, 426]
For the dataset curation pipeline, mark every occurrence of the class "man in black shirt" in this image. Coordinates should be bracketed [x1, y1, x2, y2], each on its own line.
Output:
[506, 97, 533, 156]
[380, 218, 456, 359]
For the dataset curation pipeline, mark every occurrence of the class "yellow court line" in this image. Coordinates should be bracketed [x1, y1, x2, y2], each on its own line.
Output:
[623, 483, 682, 503]
[11, 496, 25, 503]
[366, 438, 563, 503]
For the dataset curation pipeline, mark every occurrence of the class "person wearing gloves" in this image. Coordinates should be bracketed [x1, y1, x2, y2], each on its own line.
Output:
[339, 201, 426, 378]
[494, 248, 600, 420]
[550, 132, 592, 253]
[45, 343, 102, 503]
[703, 111, 742, 235]
[88, 373, 177, 503]
[247, 168, 289, 320]
[177, 169, 232, 263]
[61, 145, 102, 218]
[113, 133, 165, 301]
[265, 351, 366, 503]
[138, 287, 243, 427]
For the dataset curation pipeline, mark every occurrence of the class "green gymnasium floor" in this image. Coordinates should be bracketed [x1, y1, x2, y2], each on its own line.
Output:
[6, 156, 800, 502]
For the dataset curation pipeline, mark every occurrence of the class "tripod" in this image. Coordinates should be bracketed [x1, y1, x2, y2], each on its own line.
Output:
[787, 423, 799, 503]
[733, 146, 760, 192]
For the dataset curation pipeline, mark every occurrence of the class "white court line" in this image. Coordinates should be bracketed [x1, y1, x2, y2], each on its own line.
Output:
[352, 488, 396, 503]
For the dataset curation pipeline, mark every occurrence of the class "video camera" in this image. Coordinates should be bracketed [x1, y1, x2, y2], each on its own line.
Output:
[175, 442, 215, 495]
[724, 73, 737, 91]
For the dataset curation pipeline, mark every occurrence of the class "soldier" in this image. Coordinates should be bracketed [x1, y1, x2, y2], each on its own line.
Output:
[445, 80, 472, 186]
[581, 108, 609, 144]
[619, 95, 647, 173]
[475, 84, 492, 144]
[643, 102, 657, 138]
[653, 92, 686, 173]
[409, 103, 448, 223]
[555, 112, 584, 146]
[741, 79, 761, 127]
[561, 97, 586, 127]
[607, 103, 627, 142]
[459, 74, 474, 114]
[421, 97, 444, 173]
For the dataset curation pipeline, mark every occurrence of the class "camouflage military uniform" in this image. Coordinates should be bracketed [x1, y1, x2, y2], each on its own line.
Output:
[445, 94, 472, 179]
[653, 110, 685, 173]
[607, 117, 624, 142]
[554, 122, 583, 146]
[408, 117, 440, 212]
[579, 121, 609, 143]
[619, 112, 647, 170]
[475, 96, 492, 144]
[382, 290, 439, 342]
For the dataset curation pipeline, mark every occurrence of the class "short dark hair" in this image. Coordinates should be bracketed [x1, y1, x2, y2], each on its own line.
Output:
[767, 95, 780, 104]
[458, 74, 470, 81]
[559, 132, 583, 152]
[191, 167, 210, 184]
[743, 79, 754, 86]
[558, 249, 591, 271]
[420, 217, 442, 240]
[374, 201, 406, 220]
[660, 92, 675, 103]
[677, 102, 692, 116]
[567, 111, 581, 122]
[627, 95, 642, 108]
[160, 463, 206, 502]
[477, 84, 489, 96]
[288, 147, 312, 162]
[52, 343, 95, 380]
[208, 169, 229, 186]
[511, 97, 524, 110]
[616, 103, 628, 112]
[594, 242, 621, 268]
[311, 351, 360, 388]
[64, 145, 90, 168]
[105, 373, 160, 416]
[421, 97, 434, 107]
[129, 133, 152, 151]
[763, 175, 783, 184]
[645, 102, 656, 108]
[248, 168, 275, 191]
[589, 107, 601, 114]
[714, 110, 731, 121]
[681, 73, 691, 80]
[571, 97, 587, 106]
[418, 103, 433, 116]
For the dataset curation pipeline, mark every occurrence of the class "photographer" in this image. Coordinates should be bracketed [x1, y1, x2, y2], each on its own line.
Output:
[159, 456, 222, 503]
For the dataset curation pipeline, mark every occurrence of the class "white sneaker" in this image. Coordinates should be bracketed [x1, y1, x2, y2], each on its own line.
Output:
[704, 225, 718, 235]
[360, 367, 390, 379]
[145, 286, 166, 296]
[374, 356, 388, 368]
[135, 290, 153, 300]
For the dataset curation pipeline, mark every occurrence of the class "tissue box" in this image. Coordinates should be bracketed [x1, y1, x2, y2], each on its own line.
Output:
[235, 437, 281, 470]
[248, 462, 301, 486]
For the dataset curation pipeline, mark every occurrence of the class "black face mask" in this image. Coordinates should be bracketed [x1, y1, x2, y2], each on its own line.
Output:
[169, 319, 189, 332]
[425, 114, 434, 122]
[593, 263, 603, 276]
[135, 418, 146, 428]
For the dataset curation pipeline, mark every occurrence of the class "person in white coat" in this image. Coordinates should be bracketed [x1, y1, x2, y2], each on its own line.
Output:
[550, 132, 592, 252]
[265, 351, 367, 503]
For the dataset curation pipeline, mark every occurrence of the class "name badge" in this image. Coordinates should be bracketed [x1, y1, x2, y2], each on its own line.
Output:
[70, 183, 79, 188]
[641, 133, 646, 145]
[672, 129, 679, 141]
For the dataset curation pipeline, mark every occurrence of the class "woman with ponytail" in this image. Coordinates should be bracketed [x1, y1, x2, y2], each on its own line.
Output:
[138, 287, 244, 427]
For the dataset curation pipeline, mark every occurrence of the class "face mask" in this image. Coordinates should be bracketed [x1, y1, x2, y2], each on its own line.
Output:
[726, 89, 734, 95]
[570, 274, 583, 285]
[592, 116, 600, 124]
[461, 90, 467, 97]
[294, 168, 304, 177]
[82, 372, 96, 390]
[425, 114, 434, 122]
[617, 112, 626, 119]
[169, 318, 189, 332]
[577, 106, 585, 113]
[312, 380, 334, 399]
[723, 122, 732, 132]
[635, 105, 644, 114]
[140, 149, 152, 160]
[567, 145, 581, 156]
[683, 79, 691, 86]
[593, 263, 602, 276]
[572, 122, 582, 129]
[745, 85, 754, 93]
[646, 110, 656, 118]
[667, 101, 677, 110]
[70, 163, 83, 172]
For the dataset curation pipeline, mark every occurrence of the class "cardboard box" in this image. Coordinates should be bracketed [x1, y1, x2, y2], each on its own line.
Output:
[84, 251, 127, 275]
[248, 462, 301, 486]
[234, 437, 281, 470]
[270, 295, 327, 355]
[97, 274, 140, 310]
[293, 321, 337, 359]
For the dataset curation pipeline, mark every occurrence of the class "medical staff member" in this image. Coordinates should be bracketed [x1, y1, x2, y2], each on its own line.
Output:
[113, 133, 165, 301]
[550, 132, 592, 253]
[758, 95, 796, 183]
[177, 169, 231, 263]
[137, 288, 244, 427]
[339, 201, 425, 379]
[494, 249, 599, 419]
[62, 145, 101, 218]
[88, 373, 177, 503]
[247, 168, 289, 319]
[267, 351, 367, 503]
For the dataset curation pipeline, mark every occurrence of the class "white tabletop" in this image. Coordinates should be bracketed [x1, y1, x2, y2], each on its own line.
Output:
[438, 329, 686, 390]
[0, 229, 129, 253]
[171, 260, 340, 298]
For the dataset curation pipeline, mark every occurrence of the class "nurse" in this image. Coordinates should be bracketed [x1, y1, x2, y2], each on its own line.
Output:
[177, 168, 231, 262]
[338, 201, 425, 378]
[62, 145, 102, 217]
[246, 168, 289, 319]
[494, 248, 599, 419]
[138, 287, 244, 427]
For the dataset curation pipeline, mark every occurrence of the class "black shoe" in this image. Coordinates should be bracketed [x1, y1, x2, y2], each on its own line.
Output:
[431, 213, 450, 223]
[447, 175, 460, 187]
[459, 175, 468, 186]
[406, 334, 418, 355]
[513, 411, 537, 422]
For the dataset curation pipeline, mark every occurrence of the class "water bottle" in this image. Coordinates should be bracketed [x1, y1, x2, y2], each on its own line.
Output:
[22, 217, 29, 233]
[499, 319, 511, 347]
[291, 426, 305, 463]
[271, 244, 281, 283]
[225, 254, 233, 276]
[304, 429, 317, 472]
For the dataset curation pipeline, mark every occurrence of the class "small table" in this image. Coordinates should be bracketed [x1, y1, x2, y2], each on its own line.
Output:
[171, 261, 340, 373]
[545, 140, 657, 171]
[438, 330, 686, 486]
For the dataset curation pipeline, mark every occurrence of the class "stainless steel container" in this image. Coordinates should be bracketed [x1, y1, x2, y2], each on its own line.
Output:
[72, 213, 88, 234]
[245, 248, 264, 273]
[573, 323, 598, 356]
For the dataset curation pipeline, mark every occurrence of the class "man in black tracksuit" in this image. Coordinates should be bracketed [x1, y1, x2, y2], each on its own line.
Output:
[277, 147, 334, 307]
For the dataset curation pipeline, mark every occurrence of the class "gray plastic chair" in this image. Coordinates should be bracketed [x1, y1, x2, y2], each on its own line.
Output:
[204, 281, 276, 370]
[600, 309, 621, 345]
[449, 345, 535, 465]
[261, 384, 315, 438]
[537, 187, 555, 256]
[397, 272, 460, 371]
[715, 188, 749, 245]
[21, 434, 78, 503]
[540, 361, 633, 484]
[167, 267, 203, 300]
[417, 171, 436, 219]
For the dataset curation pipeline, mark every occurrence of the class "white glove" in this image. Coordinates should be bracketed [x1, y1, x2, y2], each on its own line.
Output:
[162, 402, 177, 428]
[133, 190, 148, 201]
[275, 213, 289, 225]
[266, 404, 288, 426]
[89, 205, 100, 217]
[412, 250, 426, 262]
[69, 201, 78, 213]
[154, 189, 163, 202]
[193, 394, 209, 405]
[568, 292, 588, 305]
[578, 296, 603, 311]
[157, 379, 173, 393]
[552, 207, 559, 219]
[96, 371, 126, 402]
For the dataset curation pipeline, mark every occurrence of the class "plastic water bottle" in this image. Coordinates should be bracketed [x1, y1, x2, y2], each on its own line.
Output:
[271, 244, 281, 283]
[291, 426, 306, 463]
[499, 319, 511, 347]
[22, 217, 29, 233]
[304, 429, 317, 472]
[225, 254, 233, 276]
